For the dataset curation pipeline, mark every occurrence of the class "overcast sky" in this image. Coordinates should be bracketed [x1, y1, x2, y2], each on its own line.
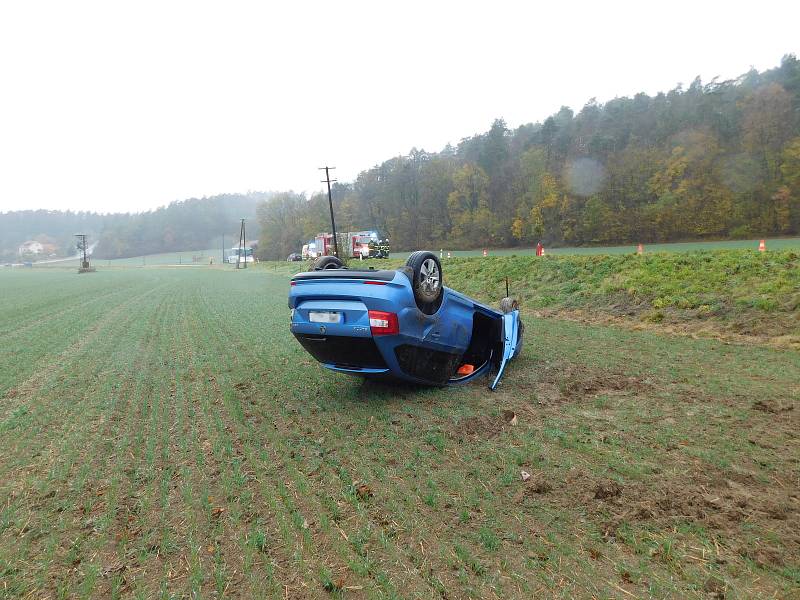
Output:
[0, 1, 798, 214]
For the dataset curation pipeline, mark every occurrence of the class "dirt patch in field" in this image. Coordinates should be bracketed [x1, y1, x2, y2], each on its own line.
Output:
[449, 414, 509, 441]
[618, 475, 798, 567]
[512, 474, 554, 501]
[449, 410, 518, 440]
[530, 361, 651, 405]
[593, 480, 623, 500]
[752, 399, 796, 414]
[533, 307, 800, 350]
[518, 465, 799, 569]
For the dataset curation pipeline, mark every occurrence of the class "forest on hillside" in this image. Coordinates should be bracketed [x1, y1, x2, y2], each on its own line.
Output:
[257, 56, 800, 259]
[0, 193, 265, 261]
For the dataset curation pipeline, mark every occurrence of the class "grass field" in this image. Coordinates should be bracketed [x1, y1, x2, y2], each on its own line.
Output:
[1, 267, 798, 598]
[20, 236, 800, 270]
[427, 237, 800, 257]
[34, 249, 220, 269]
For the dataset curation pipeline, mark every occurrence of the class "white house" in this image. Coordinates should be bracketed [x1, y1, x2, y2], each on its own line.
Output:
[18, 240, 44, 256]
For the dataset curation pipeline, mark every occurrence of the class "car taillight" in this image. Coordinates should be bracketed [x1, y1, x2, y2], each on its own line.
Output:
[368, 310, 399, 336]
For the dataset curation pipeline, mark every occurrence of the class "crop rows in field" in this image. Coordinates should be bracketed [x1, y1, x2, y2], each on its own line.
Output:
[0, 268, 798, 598]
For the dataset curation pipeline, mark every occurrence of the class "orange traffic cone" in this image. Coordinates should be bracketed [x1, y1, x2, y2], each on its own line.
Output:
[758, 239, 766, 252]
[541, 248, 545, 256]
[637, 243, 644, 255]
[482, 249, 487, 257]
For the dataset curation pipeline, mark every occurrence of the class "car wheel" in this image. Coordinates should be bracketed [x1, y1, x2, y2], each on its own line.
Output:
[314, 256, 344, 270]
[406, 251, 443, 313]
[499, 297, 519, 313]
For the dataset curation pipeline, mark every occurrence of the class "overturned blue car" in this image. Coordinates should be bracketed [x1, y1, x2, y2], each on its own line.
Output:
[288, 251, 523, 389]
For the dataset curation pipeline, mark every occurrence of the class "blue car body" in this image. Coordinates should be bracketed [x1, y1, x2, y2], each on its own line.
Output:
[288, 266, 522, 389]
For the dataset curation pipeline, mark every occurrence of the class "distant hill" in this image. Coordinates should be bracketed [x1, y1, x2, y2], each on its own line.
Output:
[0, 193, 268, 261]
[256, 55, 800, 259]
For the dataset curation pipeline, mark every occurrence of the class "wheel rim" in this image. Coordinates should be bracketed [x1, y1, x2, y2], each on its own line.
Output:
[419, 258, 440, 295]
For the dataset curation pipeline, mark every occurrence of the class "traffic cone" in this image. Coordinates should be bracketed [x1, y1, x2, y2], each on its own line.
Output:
[637, 243, 644, 255]
[483, 249, 487, 257]
[447, 252, 451, 259]
[541, 248, 545, 256]
[758, 239, 766, 252]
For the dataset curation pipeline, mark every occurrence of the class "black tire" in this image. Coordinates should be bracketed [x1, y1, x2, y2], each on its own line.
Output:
[499, 297, 519, 313]
[313, 256, 344, 271]
[406, 251, 443, 313]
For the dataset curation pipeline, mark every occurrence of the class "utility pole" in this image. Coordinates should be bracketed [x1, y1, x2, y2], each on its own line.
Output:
[75, 234, 94, 273]
[319, 166, 339, 257]
[236, 218, 247, 269]
[75, 234, 88, 267]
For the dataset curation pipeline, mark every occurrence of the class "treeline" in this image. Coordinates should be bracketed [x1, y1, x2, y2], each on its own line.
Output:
[0, 210, 107, 261]
[257, 55, 800, 259]
[94, 193, 266, 259]
[0, 193, 267, 261]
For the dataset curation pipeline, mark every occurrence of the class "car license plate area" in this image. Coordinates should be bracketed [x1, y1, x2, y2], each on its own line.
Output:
[309, 311, 342, 324]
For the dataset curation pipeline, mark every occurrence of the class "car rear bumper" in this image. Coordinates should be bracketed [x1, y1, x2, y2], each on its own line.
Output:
[293, 333, 388, 370]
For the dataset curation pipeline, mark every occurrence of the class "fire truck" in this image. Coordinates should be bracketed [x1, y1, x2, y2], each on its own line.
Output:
[349, 231, 376, 258]
[314, 233, 335, 257]
[312, 231, 390, 259]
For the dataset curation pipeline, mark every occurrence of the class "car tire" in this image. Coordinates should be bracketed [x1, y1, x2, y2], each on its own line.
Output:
[314, 256, 344, 270]
[406, 251, 443, 314]
[499, 297, 519, 313]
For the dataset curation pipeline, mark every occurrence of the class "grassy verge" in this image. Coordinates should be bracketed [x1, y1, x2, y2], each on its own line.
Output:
[443, 250, 800, 347]
[413, 236, 800, 257]
[264, 249, 800, 347]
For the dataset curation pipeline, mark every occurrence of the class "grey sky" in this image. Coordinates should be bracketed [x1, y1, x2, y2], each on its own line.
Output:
[1, 0, 797, 214]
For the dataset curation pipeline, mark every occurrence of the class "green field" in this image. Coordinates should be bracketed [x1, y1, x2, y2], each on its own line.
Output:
[21, 236, 800, 270]
[429, 237, 800, 257]
[1, 267, 798, 598]
[33, 249, 221, 269]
